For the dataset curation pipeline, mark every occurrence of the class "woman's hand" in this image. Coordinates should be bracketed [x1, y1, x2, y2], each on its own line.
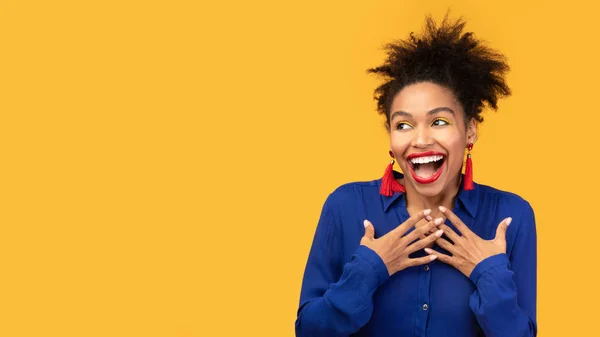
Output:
[414, 215, 438, 249]
[361, 210, 444, 276]
[424, 206, 512, 277]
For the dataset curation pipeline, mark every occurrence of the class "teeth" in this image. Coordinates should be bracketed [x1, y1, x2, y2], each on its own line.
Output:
[410, 155, 444, 165]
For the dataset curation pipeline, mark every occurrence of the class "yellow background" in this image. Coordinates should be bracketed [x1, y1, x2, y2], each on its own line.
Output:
[1, 0, 598, 336]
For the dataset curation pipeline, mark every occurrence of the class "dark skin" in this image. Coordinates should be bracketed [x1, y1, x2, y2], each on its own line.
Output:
[362, 82, 512, 278]
[361, 210, 444, 276]
[425, 206, 511, 277]
[363, 208, 511, 278]
[413, 207, 512, 277]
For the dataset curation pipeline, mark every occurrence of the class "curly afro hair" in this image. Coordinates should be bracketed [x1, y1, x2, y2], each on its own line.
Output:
[368, 14, 511, 129]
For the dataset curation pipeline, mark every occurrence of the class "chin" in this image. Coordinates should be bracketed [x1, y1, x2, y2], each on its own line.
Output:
[411, 181, 447, 197]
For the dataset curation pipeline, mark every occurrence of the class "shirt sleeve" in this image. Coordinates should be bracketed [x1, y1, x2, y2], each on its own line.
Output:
[469, 201, 538, 337]
[295, 193, 389, 337]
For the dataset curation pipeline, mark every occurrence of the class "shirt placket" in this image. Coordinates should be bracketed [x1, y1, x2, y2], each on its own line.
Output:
[414, 258, 432, 336]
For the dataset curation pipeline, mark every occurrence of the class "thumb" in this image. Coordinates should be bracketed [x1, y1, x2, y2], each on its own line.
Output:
[495, 217, 512, 242]
[363, 220, 375, 240]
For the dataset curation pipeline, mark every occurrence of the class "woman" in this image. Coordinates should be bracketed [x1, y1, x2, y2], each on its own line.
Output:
[295, 15, 537, 337]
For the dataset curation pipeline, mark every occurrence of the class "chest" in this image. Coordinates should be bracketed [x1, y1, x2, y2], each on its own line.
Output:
[338, 203, 513, 336]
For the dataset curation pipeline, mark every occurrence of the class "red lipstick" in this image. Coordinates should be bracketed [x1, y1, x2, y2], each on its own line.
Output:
[406, 151, 445, 160]
[406, 151, 446, 184]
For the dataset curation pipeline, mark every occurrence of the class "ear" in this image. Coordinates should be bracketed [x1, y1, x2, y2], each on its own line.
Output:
[466, 118, 478, 145]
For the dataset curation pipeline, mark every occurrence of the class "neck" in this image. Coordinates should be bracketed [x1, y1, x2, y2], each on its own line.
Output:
[403, 174, 462, 217]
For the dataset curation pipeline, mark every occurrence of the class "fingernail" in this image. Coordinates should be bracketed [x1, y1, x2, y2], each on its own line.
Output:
[426, 215, 433, 221]
[424, 209, 431, 215]
[363, 220, 370, 228]
[439, 206, 446, 212]
[424, 248, 435, 254]
[506, 217, 512, 226]
[434, 229, 444, 237]
[434, 218, 443, 225]
[429, 255, 438, 261]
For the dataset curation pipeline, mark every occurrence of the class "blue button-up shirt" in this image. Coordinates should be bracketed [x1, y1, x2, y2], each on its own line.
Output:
[296, 173, 537, 337]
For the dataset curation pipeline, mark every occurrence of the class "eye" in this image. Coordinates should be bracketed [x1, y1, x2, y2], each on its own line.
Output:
[431, 118, 450, 127]
[396, 122, 413, 130]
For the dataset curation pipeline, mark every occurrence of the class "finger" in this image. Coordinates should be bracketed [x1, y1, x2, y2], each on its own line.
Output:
[494, 217, 512, 242]
[405, 254, 438, 268]
[434, 238, 457, 254]
[414, 217, 431, 229]
[438, 206, 473, 237]
[406, 228, 444, 254]
[438, 224, 462, 243]
[424, 248, 454, 266]
[413, 217, 436, 241]
[363, 220, 375, 240]
[392, 209, 431, 238]
[404, 218, 443, 244]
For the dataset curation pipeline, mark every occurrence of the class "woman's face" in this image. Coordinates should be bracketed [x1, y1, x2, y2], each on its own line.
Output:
[389, 81, 477, 197]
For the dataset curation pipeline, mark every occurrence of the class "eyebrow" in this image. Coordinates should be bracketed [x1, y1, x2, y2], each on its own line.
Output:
[390, 107, 455, 121]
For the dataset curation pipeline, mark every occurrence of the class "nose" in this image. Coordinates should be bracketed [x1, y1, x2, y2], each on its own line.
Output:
[412, 126, 433, 149]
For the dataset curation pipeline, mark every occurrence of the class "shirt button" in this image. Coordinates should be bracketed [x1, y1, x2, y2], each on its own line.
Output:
[424, 265, 430, 271]
[422, 304, 429, 311]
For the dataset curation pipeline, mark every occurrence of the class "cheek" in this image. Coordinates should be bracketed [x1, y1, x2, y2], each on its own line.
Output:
[443, 136, 467, 169]
[389, 133, 411, 154]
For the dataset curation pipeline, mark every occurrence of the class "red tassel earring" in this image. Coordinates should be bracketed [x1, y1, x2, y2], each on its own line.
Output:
[463, 143, 474, 191]
[380, 151, 406, 196]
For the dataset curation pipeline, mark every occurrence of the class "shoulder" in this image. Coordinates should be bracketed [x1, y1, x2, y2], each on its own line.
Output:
[321, 179, 381, 211]
[330, 179, 380, 197]
[476, 183, 534, 213]
[326, 179, 380, 202]
[475, 183, 536, 233]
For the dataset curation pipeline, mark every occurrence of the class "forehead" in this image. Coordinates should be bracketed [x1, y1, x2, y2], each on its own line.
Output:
[390, 82, 462, 117]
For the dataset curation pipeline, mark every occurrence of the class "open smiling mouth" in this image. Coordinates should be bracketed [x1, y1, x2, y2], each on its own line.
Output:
[407, 152, 446, 184]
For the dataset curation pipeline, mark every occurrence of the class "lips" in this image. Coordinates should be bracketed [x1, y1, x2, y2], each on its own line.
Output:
[406, 151, 446, 184]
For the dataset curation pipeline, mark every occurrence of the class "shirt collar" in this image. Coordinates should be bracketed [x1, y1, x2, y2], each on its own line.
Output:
[380, 170, 479, 218]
